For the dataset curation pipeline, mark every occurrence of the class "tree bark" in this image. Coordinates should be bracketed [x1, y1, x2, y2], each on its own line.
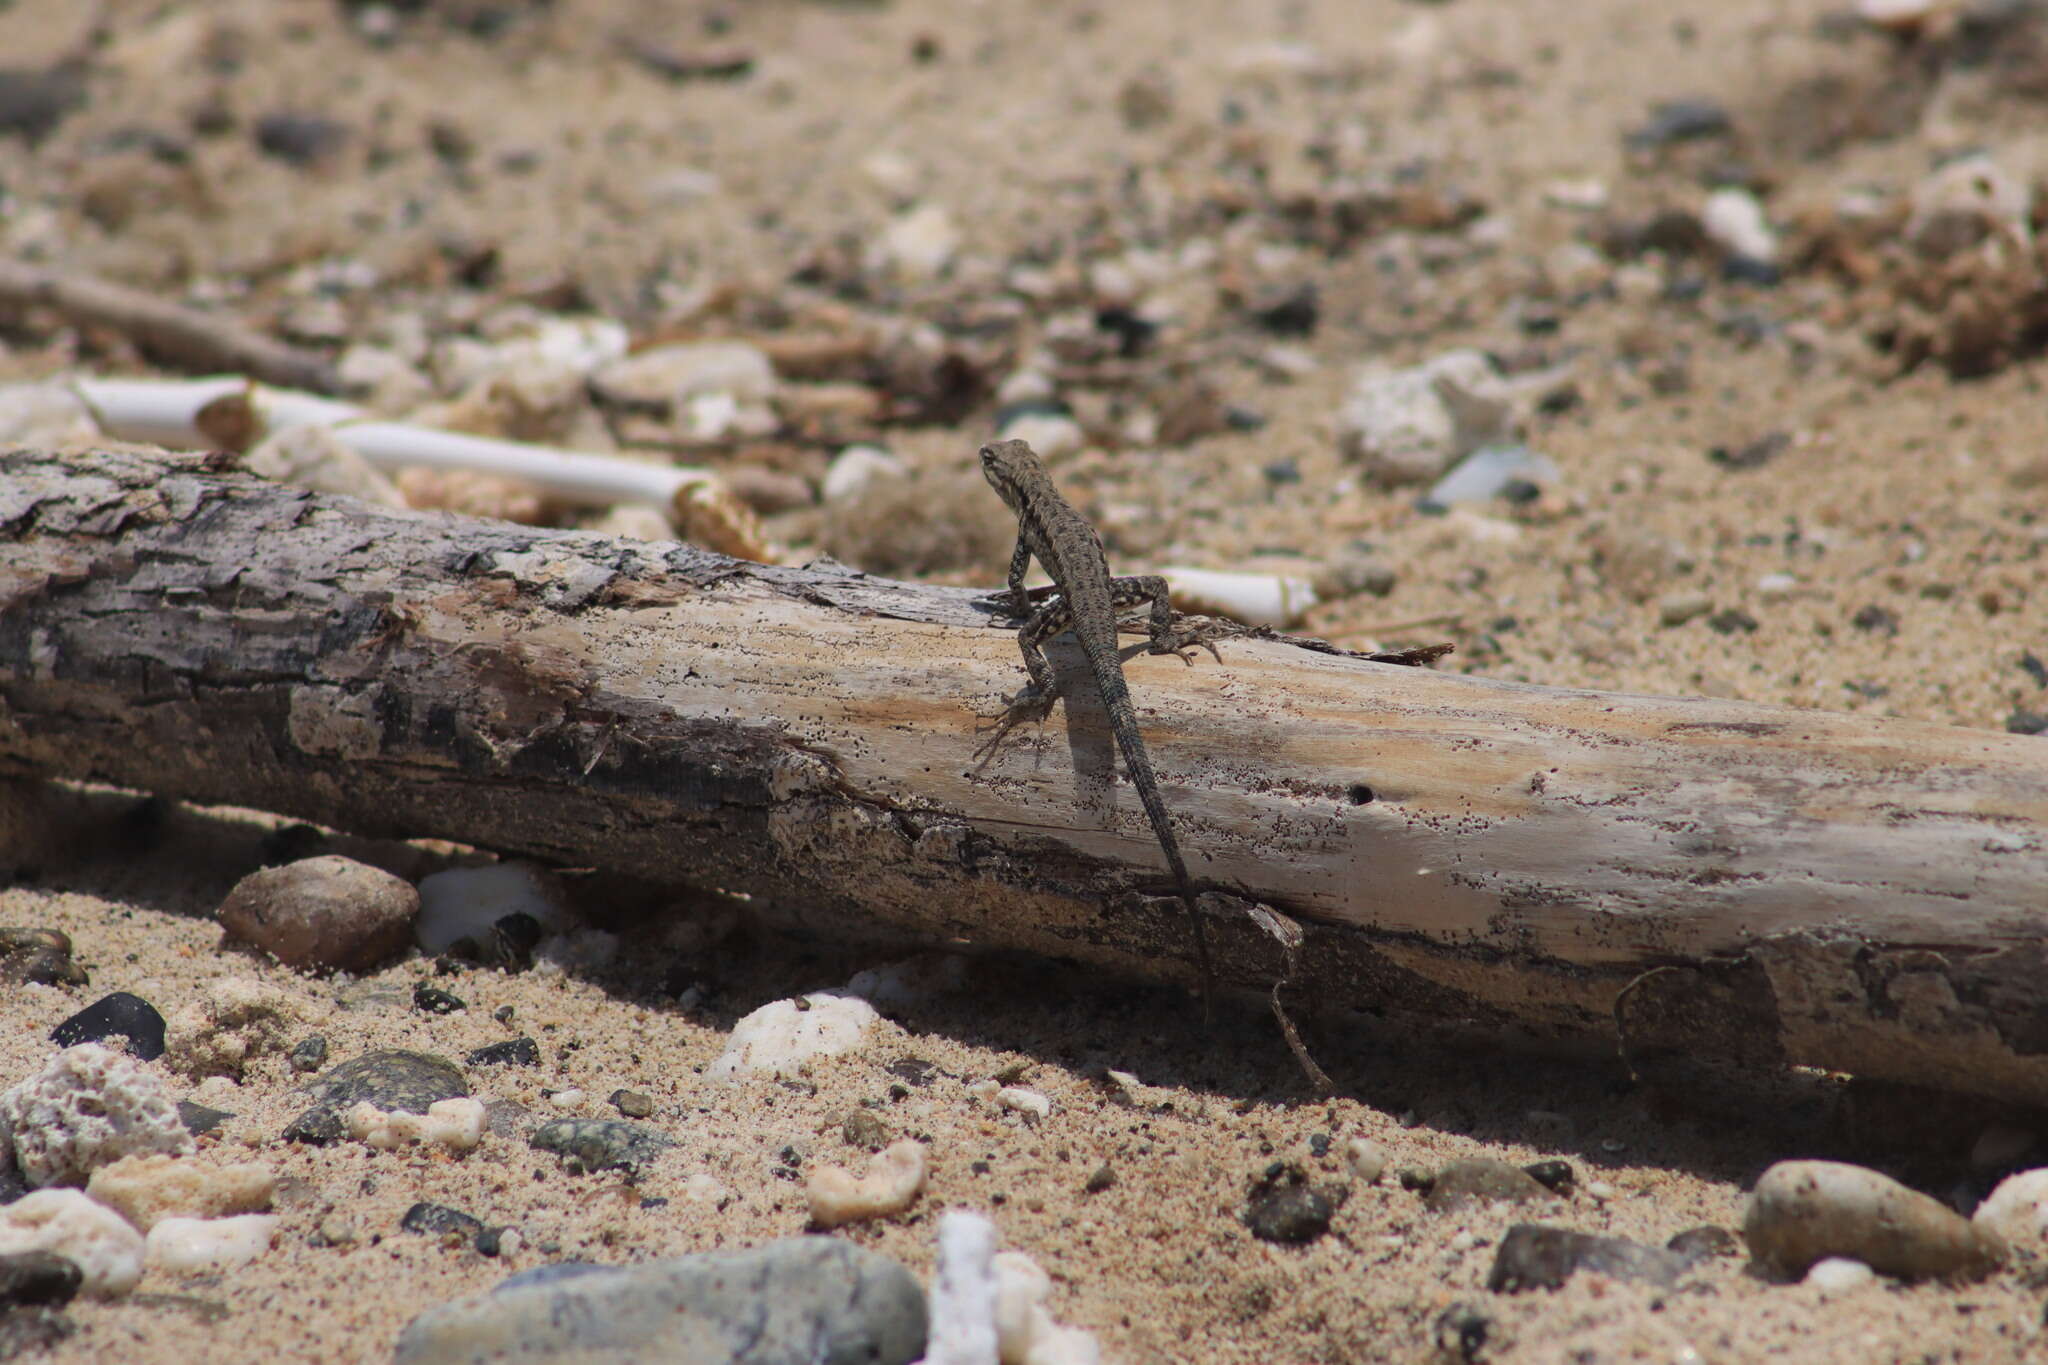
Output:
[4, 446, 2047, 1103]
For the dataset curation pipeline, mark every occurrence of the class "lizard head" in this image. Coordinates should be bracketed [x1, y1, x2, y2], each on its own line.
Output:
[978, 439, 1040, 512]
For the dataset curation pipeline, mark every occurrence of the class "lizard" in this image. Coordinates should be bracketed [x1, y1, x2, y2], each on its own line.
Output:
[972, 438, 1221, 1011]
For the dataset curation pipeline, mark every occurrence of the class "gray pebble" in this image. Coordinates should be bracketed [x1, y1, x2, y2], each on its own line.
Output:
[530, 1119, 675, 1174]
[402, 1203, 487, 1242]
[468, 1038, 540, 1069]
[1487, 1223, 1694, 1292]
[289, 1036, 329, 1074]
[305, 1049, 469, 1112]
[286, 1048, 469, 1142]
[1243, 1164, 1347, 1244]
[0, 928, 86, 988]
[393, 1237, 926, 1365]
[1422, 1158, 1554, 1213]
[0, 1250, 80, 1308]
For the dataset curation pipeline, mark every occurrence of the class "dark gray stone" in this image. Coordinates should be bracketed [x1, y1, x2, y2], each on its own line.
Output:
[49, 991, 165, 1060]
[0, 1251, 80, 1308]
[1423, 1158, 1555, 1213]
[466, 1038, 539, 1069]
[529, 1119, 675, 1174]
[393, 1238, 926, 1365]
[304, 1049, 467, 1113]
[1243, 1164, 1346, 1245]
[1487, 1224, 1694, 1293]
[402, 1203, 486, 1242]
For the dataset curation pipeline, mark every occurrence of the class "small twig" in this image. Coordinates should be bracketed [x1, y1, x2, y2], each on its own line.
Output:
[0, 259, 341, 394]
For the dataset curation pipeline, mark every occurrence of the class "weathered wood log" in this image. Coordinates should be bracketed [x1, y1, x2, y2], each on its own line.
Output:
[4, 446, 2047, 1102]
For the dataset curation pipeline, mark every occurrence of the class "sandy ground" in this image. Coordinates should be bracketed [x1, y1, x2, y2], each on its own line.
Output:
[3, 0, 2048, 1361]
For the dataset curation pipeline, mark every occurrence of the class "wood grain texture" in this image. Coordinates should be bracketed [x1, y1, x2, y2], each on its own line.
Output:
[4, 445, 2046, 1101]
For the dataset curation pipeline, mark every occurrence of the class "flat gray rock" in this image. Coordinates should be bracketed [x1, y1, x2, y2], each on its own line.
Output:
[392, 1236, 926, 1365]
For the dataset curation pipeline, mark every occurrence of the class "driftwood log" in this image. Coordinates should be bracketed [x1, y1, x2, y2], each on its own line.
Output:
[4, 446, 2047, 1103]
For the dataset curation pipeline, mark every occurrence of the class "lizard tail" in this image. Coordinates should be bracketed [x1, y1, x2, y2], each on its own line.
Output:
[1092, 661, 1217, 1017]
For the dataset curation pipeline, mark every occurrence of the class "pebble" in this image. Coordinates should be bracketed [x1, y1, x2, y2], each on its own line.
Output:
[1486, 1224, 1693, 1292]
[466, 1038, 540, 1068]
[1701, 186, 1778, 268]
[1626, 98, 1733, 149]
[708, 992, 881, 1081]
[401, 1203, 486, 1241]
[0, 64, 85, 142]
[0, 928, 87, 988]
[83, 1154, 274, 1230]
[993, 411, 1085, 461]
[1667, 1225, 1742, 1263]
[216, 856, 419, 973]
[1972, 1167, 2048, 1254]
[0, 1190, 143, 1297]
[1421, 1159, 1554, 1213]
[0, 1249, 80, 1308]
[1658, 593, 1713, 628]
[1344, 1137, 1388, 1185]
[144, 1213, 278, 1275]
[413, 984, 467, 1015]
[348, 1098, 486, 1153]
[529, 1118, 676, 1174]
[1335, 349, 1516, 486]
[1803, 1255, 1876, 1295]
[873, 202, 961, 280]
[289, 1036, 330, 1074]
[821, 444, 909, 505]
[176, 1101, 234, 1137]
[393, 1237, 927, 1365]
[610, 1090, 654, 1120]
[841, 1110, 889, 1151]
[254, 111, 351, 166]
[808, 1139, 929, 1229]
[163, 976, 303, 1080]
[49, 992, 167, 1061]
[1433, 1301, 1496, 1362]
[287, 1049, 469, 1144]
[0, 1044, 192, 1187]
[1244, 1165, 1345, 1245]
[995, 1087, 1051, 1120]
[1743, 1159, 2007, 1281]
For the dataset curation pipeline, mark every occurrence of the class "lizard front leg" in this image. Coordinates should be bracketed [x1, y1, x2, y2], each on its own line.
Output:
[973, 599, 1071, 762]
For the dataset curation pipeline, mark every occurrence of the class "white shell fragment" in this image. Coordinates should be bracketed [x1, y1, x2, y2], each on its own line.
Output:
[0, 1189, 145, 1297]
[346, 1099, 487, 1153]
[709, 992, 881, 1081]
[806, 1138, 929, 1228]
[145, 1213, 280, 1274]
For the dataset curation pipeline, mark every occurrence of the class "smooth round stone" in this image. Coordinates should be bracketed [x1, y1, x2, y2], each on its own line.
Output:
[303, 1050, 468, 1113]
[216, 855, 418, 973]
[393, 1236, 926, 1365]
[1743, 1160, 2006, 1281]
[49, 993, 165, 1061]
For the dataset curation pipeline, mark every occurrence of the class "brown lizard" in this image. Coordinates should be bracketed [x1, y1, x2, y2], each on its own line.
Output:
[973, 438, 1220, 1009]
